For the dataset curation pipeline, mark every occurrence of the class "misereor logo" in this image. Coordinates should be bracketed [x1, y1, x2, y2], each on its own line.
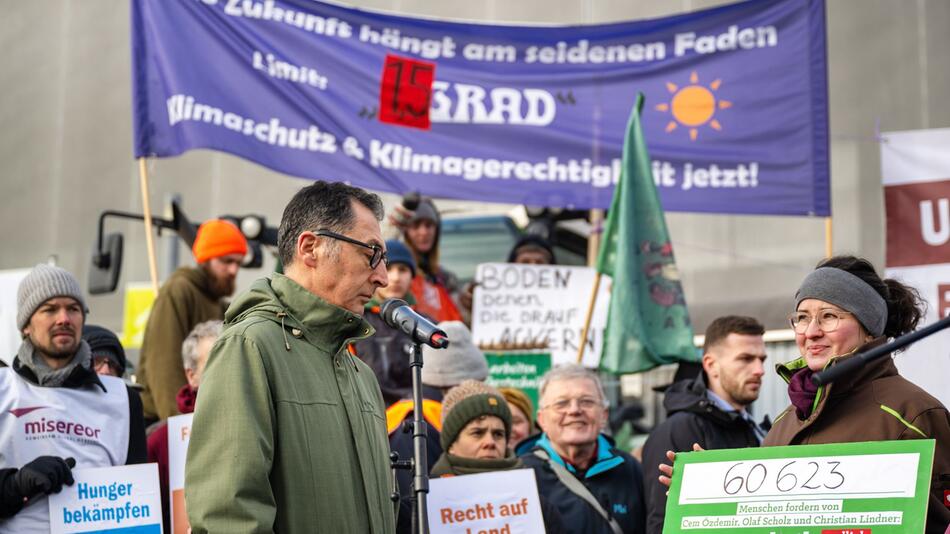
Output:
[8, 406, 48, 417]
[23, 416, 102, 439]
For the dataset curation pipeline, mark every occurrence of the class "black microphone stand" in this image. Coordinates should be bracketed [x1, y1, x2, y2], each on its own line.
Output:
[408, 341, 429, 534]
[812, 314, 950, 387]
[388, 341, 431, 534]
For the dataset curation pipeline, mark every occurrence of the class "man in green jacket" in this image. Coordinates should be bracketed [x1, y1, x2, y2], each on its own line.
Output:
[185, 181, 396, 533]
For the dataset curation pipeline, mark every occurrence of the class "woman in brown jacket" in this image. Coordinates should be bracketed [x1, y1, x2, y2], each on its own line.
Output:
[764, 255, 950, 533]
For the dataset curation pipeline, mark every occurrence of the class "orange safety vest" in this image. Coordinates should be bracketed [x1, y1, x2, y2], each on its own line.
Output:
[385, 399, 443, 435]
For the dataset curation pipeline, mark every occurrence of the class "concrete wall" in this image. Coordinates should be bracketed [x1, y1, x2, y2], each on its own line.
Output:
[1, 0, 948, 342]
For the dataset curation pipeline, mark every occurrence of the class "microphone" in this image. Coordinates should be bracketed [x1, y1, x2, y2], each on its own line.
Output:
[380, 298, 449, 349]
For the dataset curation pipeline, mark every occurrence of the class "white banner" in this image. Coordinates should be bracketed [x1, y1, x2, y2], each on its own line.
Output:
[0, 268, 30, 366]
[880, 127, 950, 409]
[471, 263, 610, 367]
[49, 463, 163, 533]
[167, 413, 194, 534]
[427, 469, 546, 534]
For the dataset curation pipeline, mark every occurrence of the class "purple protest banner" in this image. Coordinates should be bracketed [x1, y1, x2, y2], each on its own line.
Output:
[132, 0, 829, 216]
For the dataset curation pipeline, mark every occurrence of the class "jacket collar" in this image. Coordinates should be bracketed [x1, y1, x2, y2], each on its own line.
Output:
[534, 433, 625, 479]
[230, 274, 375, 353]
[776, 337, 891, 396]
[12, 355, 106, 392]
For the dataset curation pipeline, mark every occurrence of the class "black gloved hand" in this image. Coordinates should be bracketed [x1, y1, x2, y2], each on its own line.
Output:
[11, 456, 76, 499]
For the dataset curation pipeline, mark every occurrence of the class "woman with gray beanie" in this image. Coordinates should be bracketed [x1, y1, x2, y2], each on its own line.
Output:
[764, 255, 950, 532]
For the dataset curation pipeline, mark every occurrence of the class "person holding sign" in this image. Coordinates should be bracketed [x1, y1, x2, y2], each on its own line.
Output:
[641, 315, 768, 532]
[659, 256, 950, 532]
[146, 320, 222, 533]
[764, 255, 950, 532]
[0, 264, 147, 532]
[185, 182, 395, 534]
[519, 364, 646, 534]
[429, 380, 566, 534]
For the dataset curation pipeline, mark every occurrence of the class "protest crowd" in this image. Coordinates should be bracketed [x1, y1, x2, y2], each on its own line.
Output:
[2, 2, 950, 533]
[1, 180, 948, 534]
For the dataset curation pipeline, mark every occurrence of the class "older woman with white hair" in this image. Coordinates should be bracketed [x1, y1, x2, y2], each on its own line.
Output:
[519, 364, 646, 534]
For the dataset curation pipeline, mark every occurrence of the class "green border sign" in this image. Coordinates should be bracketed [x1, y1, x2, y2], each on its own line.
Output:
[664, 439, 935, 534]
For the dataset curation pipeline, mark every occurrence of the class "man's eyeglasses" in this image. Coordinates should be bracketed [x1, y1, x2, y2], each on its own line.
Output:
[788, 309, 854, 334]
[541, 396, 605, 413]
[313, 230, 387, 269]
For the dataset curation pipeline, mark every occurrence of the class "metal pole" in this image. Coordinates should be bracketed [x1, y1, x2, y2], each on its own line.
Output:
[409, 342, 429, 534]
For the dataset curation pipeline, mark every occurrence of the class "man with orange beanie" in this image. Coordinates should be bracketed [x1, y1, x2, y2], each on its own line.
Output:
[138, 219, 247, 422]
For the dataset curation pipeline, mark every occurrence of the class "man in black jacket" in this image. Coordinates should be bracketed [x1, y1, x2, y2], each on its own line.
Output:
[0, 264, 147, 531]
[641, 315, 768, 532]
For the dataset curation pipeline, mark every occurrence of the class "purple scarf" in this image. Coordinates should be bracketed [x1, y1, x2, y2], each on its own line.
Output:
[788, 368, 820, 420]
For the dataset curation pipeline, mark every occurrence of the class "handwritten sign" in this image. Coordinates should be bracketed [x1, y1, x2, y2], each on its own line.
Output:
[49, 464, 163, 533]
[428, 469, 545, 534]
[471, 263, 610, 367]
[664, 440, 935, 533]
[167, 413, 194, 534]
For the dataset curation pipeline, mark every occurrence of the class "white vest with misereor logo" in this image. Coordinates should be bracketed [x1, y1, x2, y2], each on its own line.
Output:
[0, 367, 129, 534]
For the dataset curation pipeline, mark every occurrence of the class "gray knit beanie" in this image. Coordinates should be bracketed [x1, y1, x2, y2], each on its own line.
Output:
[440, 380, 512, 450]
[422, 321, 488, 387]
[17, 264, 88, 329]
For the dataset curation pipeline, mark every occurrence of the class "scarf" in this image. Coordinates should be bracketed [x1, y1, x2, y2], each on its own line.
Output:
[430, 452, 522, 477]
[788, 367, 821, 420]
[17, 337, 92, 387]
[176, 384, 199, 414]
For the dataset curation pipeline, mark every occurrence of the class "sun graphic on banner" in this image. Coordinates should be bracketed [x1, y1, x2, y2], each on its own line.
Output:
[655, 71, 731, 141]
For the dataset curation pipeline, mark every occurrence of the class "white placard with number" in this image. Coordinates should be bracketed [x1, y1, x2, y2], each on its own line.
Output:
[428, 469, 546, 533]
[678, 453, 920, 505]
[471, 263, 611, 367]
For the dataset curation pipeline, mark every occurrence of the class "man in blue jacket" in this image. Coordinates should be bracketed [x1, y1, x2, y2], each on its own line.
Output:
[519, 364, 646, 534]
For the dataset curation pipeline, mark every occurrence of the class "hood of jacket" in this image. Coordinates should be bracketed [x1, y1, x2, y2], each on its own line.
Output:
[226, 274, 375, 353]
[177, 265, 220, 301]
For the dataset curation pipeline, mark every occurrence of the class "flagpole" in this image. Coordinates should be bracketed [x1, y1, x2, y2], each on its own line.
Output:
[138, 158, 161, 296]
[824, 217, 833, 258]
[576, 272, 601, 364]
[576, 208, 605, 364]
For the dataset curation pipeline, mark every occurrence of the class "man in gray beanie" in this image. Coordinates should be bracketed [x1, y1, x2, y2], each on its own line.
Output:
[0, 264, 146, 531]
[386, 321, 489, 533]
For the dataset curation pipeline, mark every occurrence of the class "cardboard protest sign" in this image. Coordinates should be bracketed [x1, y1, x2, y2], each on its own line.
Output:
[428, 469, 545, 533]
[167, 413, 194, 534]
[49, 463, 163, 533]
[485, 352, 551, 409]
[664, 440, 935, 533]
[472, 263, 610, 367]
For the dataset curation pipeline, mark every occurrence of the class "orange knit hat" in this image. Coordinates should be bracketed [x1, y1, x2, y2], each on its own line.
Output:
[192, 219, 248, 263]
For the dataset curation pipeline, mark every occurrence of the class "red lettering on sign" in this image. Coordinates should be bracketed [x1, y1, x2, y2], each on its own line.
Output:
[939, 285, 950, 319]
[378, 54, 434, 130]
[821, 530, 871, 534]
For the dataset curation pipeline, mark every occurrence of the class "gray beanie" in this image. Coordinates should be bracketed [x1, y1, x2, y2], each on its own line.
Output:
[795, 267, 887, 337]
[17, 264, 88, 329]
[422, 321, 488, 387]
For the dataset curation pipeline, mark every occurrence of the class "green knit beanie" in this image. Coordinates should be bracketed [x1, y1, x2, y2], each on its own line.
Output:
[440, 380, 512, 451]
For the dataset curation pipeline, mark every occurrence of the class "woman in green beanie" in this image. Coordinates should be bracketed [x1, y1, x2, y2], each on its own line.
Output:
[430, 380, 566, 534]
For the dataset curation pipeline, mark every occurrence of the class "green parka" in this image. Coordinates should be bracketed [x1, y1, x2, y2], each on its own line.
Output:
[185, 274, 396, 534]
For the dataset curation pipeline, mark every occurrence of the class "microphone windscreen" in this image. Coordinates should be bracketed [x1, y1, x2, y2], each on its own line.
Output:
[380, 298, 409, 327]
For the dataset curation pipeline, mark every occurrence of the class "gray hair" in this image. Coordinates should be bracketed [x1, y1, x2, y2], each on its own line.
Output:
[538, 364, 607, 407]
[181, 320, 223, 371]
[277, 181, 385, 267]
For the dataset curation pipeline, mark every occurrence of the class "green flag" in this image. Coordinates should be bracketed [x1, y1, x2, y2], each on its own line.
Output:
[596, 93, 696, 374]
